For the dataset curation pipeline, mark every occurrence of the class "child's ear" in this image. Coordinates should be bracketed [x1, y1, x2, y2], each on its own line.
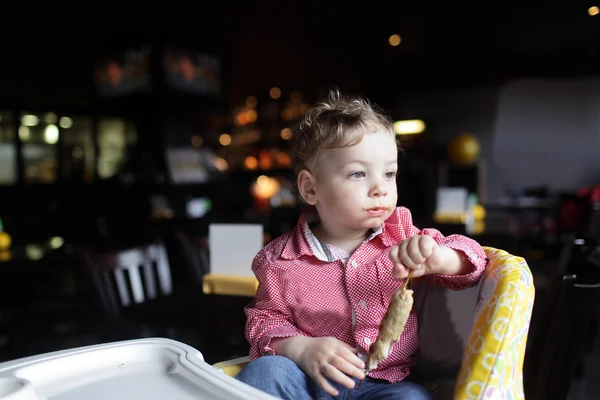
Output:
[297, 169, 317, 205]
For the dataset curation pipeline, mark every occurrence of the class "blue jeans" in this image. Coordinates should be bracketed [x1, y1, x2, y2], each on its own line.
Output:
[236, 355, 435, 400]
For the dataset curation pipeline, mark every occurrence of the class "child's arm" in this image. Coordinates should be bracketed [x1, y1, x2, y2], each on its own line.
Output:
[439, 246, 474, 275]
[245, 249, 309, 359]
[386, 207, 487, 289]
[417, 237, 487, 289]
[416, 242, 478, 276]
[390, 235, 485, 280]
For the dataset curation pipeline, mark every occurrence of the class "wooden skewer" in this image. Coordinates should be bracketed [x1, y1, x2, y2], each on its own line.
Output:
[357, 270, 414, 390]
[401, 270, 413, 291]
[357, 376, 366, 390]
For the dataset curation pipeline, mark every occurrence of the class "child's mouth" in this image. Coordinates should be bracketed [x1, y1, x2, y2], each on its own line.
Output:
[364, 207, 391, 216]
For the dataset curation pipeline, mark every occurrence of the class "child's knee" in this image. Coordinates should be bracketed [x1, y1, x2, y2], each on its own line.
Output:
[237, 355, 302, 388]
[237, 355, 310, 397]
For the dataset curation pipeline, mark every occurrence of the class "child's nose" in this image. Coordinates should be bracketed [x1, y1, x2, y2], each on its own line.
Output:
[369, 180, 388, 197]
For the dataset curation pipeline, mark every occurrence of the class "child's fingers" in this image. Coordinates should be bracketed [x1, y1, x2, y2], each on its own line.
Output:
[392, 263, 409, 279]
[406, 239, 427, 266]
[314, 371, 340, 397]
[389, 247, 401, 264]
[393, 263, 425, 279]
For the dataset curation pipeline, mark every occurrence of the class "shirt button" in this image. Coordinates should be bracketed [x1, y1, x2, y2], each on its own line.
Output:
[359, 300, 367, 309]
[364, 337, 371, 346]
[350, 260, 357, 268]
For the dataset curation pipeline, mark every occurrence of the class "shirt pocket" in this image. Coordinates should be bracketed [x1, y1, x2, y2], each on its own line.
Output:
[375, 258, 403, 308]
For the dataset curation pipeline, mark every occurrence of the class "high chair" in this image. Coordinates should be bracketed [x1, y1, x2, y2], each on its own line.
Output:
[212, 247, 535, 400]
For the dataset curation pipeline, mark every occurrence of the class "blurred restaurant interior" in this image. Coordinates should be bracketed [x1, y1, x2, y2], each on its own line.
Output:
[0, 1, 600, 398]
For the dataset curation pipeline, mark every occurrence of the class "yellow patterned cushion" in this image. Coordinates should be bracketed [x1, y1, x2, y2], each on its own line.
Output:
[453, 247, 535, 399]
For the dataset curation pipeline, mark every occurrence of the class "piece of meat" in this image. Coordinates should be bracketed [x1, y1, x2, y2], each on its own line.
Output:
[357, 271, 414, 390]
[366, 287, 414, 372]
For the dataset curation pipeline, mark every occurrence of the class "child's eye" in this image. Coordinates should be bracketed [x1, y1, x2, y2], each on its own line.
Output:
[385, 171, 397, 179]
[350, 171, 366, 178]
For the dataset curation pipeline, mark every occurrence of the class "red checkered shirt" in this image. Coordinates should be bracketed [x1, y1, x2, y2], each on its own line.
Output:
[244, 206, 487, 382]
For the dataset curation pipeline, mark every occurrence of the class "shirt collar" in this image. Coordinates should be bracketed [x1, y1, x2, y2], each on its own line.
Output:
[281, 207, 391, 260]
[281, 209, 314, 260]
[378, 207, 403, 248]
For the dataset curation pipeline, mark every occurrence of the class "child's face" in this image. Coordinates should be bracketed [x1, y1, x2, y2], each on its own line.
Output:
[311, 129, 398, 234]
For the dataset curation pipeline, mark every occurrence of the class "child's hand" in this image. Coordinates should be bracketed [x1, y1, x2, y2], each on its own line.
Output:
[292, 336, 366, 396]
[389, 235, 451, 278]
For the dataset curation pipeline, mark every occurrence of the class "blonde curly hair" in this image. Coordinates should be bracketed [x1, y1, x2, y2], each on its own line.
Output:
[291, 87, 397, 175]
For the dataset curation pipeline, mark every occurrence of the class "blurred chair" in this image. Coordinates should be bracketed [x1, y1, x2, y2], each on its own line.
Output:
[524, 235, 600, 400]
[170, 229, 210, 287]
[88, 243, 172, 316]
[76, 242, 202, 348]
[212, 247, 535, 400]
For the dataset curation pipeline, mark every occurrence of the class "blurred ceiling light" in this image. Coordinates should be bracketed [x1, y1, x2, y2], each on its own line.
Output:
[244, 156, 258, 170]
[219, 133, 232, 146]
[388, 34, 402, 46]
[18, 126, 30, 141]
[213, 156, 228, 171]
[269, 87, 281, 99]
[589, 6, 599, 16]
[25, 244, 44, 261]
[49, 236, 64, 249]
[234, 106, 258, 127]
[246, 96, 257, 108]
[44, 124, 59, 144]
[251, 175, 280, 199]
[21, 114, 39, 127]
[393, 119, 426, 135]
[59, 116, 73, 129]
[276, 151, 291, 168]
[280, 128, 293, 140]
[246, 109, 258, 123]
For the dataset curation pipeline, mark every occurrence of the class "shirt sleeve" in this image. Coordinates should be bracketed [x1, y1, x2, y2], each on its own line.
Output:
[393, 207, 488, 289]
[244, 249, 309, 359]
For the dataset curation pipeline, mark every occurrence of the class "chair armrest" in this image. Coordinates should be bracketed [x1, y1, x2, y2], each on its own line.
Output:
[454, 247, 535, 399]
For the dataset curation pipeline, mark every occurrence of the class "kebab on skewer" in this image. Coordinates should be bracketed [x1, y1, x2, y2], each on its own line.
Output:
[358, 271, 414, 389]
